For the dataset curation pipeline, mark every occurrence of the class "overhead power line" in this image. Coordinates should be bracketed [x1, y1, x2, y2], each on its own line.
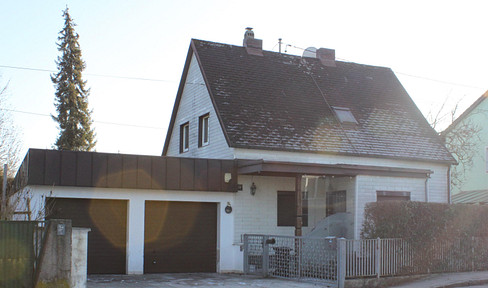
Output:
[0, 64, 177, 83]
[0, 108, 165, 130]
[274, 42, 485, 91]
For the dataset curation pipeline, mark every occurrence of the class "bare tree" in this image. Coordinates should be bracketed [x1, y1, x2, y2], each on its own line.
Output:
[0, 79, 23, 219]
[434, 99, 483, 192]
[0, 81, 22, 177]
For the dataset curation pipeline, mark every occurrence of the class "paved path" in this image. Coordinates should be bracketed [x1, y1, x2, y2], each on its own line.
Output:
[391, 271, 488, 288]
[87, 273, 328, 288]
[88, 271, 488, 288]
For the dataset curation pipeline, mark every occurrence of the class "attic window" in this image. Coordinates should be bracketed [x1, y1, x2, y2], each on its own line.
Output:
[333, 107, 358, 124]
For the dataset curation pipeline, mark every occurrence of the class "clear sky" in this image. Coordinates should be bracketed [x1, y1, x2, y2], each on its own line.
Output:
[1, 0, 487, 161]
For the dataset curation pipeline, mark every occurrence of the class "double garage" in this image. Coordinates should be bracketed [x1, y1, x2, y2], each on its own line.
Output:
[48, 198, 218, 274]
[17, 149, 238, 274]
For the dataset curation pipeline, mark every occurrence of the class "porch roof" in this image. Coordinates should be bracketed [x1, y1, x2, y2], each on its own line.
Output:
[237, 159, 433, 178]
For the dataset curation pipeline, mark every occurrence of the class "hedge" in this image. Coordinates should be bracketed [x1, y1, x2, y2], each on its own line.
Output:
[362, 201, 488, 245]
[361, 201, 488, 272]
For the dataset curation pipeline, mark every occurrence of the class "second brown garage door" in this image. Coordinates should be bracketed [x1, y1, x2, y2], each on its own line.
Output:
[144, 201, 217, 273]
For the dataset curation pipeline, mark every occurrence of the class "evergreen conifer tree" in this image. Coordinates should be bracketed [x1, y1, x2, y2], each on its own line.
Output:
[51, 7, 95, 151]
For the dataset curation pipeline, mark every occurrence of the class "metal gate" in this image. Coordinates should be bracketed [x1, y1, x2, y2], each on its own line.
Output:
[0, 221, 48, 288]
[243, 234, 346, 288]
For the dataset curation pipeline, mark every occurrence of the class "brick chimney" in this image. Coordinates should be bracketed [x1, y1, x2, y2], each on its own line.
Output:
[243, 27, 263, 56]
[316, 48, 336, 67]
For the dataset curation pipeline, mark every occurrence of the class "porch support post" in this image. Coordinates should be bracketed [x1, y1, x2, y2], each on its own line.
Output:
[295, 175, 302, 236]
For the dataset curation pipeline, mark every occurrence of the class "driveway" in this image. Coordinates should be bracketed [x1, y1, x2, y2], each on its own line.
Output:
[87, 273, 328, 288]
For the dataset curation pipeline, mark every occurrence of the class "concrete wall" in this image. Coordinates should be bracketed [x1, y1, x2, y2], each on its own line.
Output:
[37, 219, 72, 287]
[165, 53, 235, 159]
[71, 228, 90, 288]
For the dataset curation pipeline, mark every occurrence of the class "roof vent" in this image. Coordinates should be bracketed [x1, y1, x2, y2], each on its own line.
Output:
[316, 48, 336, 67]
[243, 27, 263, 56]
[302, 47, 317, 58]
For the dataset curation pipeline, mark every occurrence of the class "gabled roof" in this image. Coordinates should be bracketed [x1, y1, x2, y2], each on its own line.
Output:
[163, 39, 455, 164]
[441, 91, 488, 136]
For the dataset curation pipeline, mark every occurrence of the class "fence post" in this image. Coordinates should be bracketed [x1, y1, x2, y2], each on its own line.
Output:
[337, 238, 346, 288]
[375, 238, 381, 278]
[1, 164, 7, 220]
[243, 235, 249, 274]
[263, 235, 269, 277]
[471, 236, 475, 271]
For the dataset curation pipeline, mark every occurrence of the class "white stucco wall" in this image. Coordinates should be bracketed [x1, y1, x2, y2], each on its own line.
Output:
[165, 53, 234, 159]
[234, 148, 449, 201]
[355, 175, 427, 238]
[24, 185, 237, 274]
[234, 148, 449, 239]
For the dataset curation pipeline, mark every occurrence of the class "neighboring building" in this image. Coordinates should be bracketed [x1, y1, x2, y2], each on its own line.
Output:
[442, 91, 488, 197]
[452, 189, 488, 205]
[14, 29, 455, 275]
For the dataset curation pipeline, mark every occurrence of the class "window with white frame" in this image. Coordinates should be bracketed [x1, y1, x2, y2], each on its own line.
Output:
[198, 113, 209, 147]
[180, 122, 189, 153]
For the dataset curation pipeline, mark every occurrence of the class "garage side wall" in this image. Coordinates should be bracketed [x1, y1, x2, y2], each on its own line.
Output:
[22, 186, 236, 274]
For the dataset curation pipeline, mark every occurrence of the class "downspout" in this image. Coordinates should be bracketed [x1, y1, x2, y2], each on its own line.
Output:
[424, 174, 430, 202]
[295, 175, 303, 237]
[447, 166, 451, 204]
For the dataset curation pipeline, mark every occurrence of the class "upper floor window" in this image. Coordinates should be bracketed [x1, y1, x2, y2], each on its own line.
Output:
[332, 106, 358, 124]
[199, 113, 210, 147]
[180, 122, 189, 153]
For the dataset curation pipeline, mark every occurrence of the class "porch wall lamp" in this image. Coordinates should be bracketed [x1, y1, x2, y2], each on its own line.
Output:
[250, 182, 257, 196]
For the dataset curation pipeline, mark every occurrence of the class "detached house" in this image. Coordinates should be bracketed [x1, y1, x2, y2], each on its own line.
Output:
[163, 29, 454, 237]
[14, 29, 454, 275]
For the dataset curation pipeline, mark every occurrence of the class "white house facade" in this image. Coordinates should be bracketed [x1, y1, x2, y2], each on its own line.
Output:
[14, 30, 454, 275]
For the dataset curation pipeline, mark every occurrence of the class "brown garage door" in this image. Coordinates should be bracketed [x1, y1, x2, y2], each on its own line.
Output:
[46, 198, 127, 274]
[144, 201, 217, 273]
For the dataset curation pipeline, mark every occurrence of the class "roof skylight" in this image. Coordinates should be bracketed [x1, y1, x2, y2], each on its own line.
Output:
[332, 107, 358, 124]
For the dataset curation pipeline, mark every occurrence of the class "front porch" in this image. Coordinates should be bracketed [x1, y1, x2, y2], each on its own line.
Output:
[235, 159, 432, 240]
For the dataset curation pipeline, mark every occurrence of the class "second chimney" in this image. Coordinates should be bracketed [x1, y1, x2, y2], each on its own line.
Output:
[316, 48, 336, 67]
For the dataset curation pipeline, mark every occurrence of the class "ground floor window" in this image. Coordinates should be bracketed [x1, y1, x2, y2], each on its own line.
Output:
[376, 191, 411, 202]
[277, 191, 308, 227]
[326, 190, 346, 217]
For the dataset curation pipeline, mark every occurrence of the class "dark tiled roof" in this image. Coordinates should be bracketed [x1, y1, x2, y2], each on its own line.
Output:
[188, 39, 455, 163]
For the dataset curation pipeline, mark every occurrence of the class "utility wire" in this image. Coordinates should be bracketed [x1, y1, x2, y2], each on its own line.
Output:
[0, 65, 177, 83]
[276, 43, 485, 90]
[0, 108, 165, 130]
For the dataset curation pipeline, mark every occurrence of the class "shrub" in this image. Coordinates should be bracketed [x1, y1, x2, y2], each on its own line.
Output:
[361, 201, 488, 272]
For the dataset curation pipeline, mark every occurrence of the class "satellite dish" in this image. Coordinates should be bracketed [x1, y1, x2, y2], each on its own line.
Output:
[303, 47, 317, 58]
